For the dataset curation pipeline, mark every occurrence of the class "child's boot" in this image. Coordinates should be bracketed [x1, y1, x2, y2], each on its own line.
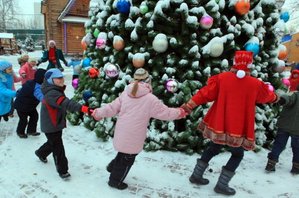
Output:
[265, 159, 277, 172]
[214, 167, 236, 196]
[189, 159, 209, 185]
[108, 154, 136, 190]
[291, 162, 299, 175]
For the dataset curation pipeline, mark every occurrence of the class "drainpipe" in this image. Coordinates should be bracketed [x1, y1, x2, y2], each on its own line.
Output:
[64, 22, 67, 54]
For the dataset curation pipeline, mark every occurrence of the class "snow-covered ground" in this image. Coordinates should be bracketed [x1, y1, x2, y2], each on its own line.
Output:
[0, 51, 298, 198]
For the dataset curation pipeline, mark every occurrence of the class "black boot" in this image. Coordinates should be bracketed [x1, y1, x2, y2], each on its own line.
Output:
[291, 162, 299, 175]
[214, 167, 236, 196]
[108, 153, 136, 190]
[189, 159, 209, 185]
[265, 159, 277, 172]
[106, 159, 115, 173]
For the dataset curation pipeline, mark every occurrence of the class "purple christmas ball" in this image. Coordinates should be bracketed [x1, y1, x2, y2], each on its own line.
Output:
[72, 78, 79, 89]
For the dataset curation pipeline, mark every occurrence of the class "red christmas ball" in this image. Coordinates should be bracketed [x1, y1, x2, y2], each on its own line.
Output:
[89, 67, 99, 79]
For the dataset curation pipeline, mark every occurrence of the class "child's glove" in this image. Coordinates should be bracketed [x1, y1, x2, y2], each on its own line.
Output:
[81, 105, 94, 115]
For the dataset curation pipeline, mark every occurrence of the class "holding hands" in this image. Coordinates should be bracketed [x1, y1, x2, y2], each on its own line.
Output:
[81, 105, 94, 115]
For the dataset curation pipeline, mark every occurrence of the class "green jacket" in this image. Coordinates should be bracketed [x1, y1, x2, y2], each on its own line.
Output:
[277, 92, 299, 135]
[39, 48, 67, 70]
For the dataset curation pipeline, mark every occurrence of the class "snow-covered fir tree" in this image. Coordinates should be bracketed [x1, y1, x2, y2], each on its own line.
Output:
[68, 0, 287, 154]
[24, 36, 35, 52]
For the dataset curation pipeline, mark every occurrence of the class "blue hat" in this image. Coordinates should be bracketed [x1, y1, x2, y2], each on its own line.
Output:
[0, 60, 12, 71]
[45, 68, 64, 84]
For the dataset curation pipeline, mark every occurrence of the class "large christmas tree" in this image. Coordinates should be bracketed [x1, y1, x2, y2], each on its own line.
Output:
[68, 0, 287, 154]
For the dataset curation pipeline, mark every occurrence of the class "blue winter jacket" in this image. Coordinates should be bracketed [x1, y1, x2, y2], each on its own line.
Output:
[67, 59, 81, 76]
[0, 72, 16, 115]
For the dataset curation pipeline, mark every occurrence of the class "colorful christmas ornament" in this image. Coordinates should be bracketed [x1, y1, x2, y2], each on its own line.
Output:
[244, 37, 260, 56]
[105, 63, 119, 78]
[132, 53, 145, 68]
[116, 0, 131, 14]
[72, 78, 79, 89]
[281, 78, 290, 87]
[280, 11, 290, 23]
[274, 60, 285, 73]
[96, 38, 106, 49]
[88, 67, 99, 78]
[278, 45, 287, 60]
[265, 82, 274, 92]
[81, 38, 87, 50]
[84, 33, 92, 45]
[200, 14, 214, 29]
[93, 28, 100, 38]
[165, 78, 179, 93]
[209, 37, 224, 57]
[140, 3, 148, 15]
[152, 33, 168, 53]
[113, 36, 125, 51]
[82, 58, 91, 68]
[83, 90, 93, 103]
[235, 0, 250, 15]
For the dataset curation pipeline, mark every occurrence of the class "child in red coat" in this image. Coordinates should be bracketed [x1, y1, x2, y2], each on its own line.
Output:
[181, 51, 278, 196]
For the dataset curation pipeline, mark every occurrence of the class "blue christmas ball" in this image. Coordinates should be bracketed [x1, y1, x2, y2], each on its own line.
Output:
[116, 0, 131, 14]
[83, 90, 93, 102]
[244, 43, 260, 56]
[280, 12, 290, 23]
[82, 58, 91, 68]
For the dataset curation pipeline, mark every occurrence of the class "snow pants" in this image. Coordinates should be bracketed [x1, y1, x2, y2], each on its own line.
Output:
[36, 131, 69, 174]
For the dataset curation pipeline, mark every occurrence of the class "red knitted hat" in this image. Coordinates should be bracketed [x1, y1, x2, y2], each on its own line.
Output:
[232, 50, 253, 72]
[231, 51, 253, 79]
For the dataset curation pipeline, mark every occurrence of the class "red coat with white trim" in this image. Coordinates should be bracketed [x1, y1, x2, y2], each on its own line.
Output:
[40, 80, 82, 133]
[191, 71, 277, 150]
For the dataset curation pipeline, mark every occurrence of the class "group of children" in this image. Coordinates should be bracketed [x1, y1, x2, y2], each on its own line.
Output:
[0, 50, 298, 195]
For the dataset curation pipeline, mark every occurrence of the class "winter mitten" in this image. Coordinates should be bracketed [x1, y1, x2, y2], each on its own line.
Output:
[81, 106, 94, 115]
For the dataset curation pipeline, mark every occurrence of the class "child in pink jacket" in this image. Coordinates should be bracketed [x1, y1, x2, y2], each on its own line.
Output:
[19, 58, 38, 85]
[92, 68, 186, 190]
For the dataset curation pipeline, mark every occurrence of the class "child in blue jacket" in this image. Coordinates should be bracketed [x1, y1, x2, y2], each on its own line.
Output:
[14, 69, 46, 138]
[0, 60, 16, 122]
[67, 54, 82, 80]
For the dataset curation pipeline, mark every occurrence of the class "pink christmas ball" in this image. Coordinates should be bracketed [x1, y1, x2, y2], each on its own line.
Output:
[281, 78, 290, 87]
[165, 79, 178, 93]
[200, 15, 214, 29]
[72, 78, 79, 89]
[96, 38, 106, 49]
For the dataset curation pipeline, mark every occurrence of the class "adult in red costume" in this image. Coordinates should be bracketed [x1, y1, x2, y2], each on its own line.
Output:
[181, 51, 278, 196]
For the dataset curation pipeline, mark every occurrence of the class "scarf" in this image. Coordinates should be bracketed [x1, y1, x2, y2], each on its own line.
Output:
[49, 48, 57, 65]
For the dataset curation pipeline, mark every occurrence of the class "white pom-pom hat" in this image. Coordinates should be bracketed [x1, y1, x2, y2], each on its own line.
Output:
[231, 51, 253, 79]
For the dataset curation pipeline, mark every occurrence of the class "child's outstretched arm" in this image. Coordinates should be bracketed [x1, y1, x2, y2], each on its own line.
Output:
[150, 95, 186, 120]
[91, 96, 121, 120]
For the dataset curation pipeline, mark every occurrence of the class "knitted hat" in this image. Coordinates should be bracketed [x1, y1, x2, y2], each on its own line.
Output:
[232, 51, 253, 78]
[0, 60, 12, 71]
[289, 69, 299, 92]
[34, 69, 46, 84]
[134, 68, 150, 83]
[45, 68, 64, 84]
[48, 40, 56, 46]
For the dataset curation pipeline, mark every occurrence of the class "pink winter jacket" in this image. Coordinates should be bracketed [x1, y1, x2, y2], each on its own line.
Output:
[19, 62, 36, 85]
[92, 82, 184, 154]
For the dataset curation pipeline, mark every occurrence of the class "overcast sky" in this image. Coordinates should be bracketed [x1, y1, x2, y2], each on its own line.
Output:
[16, 0, 42, 15]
